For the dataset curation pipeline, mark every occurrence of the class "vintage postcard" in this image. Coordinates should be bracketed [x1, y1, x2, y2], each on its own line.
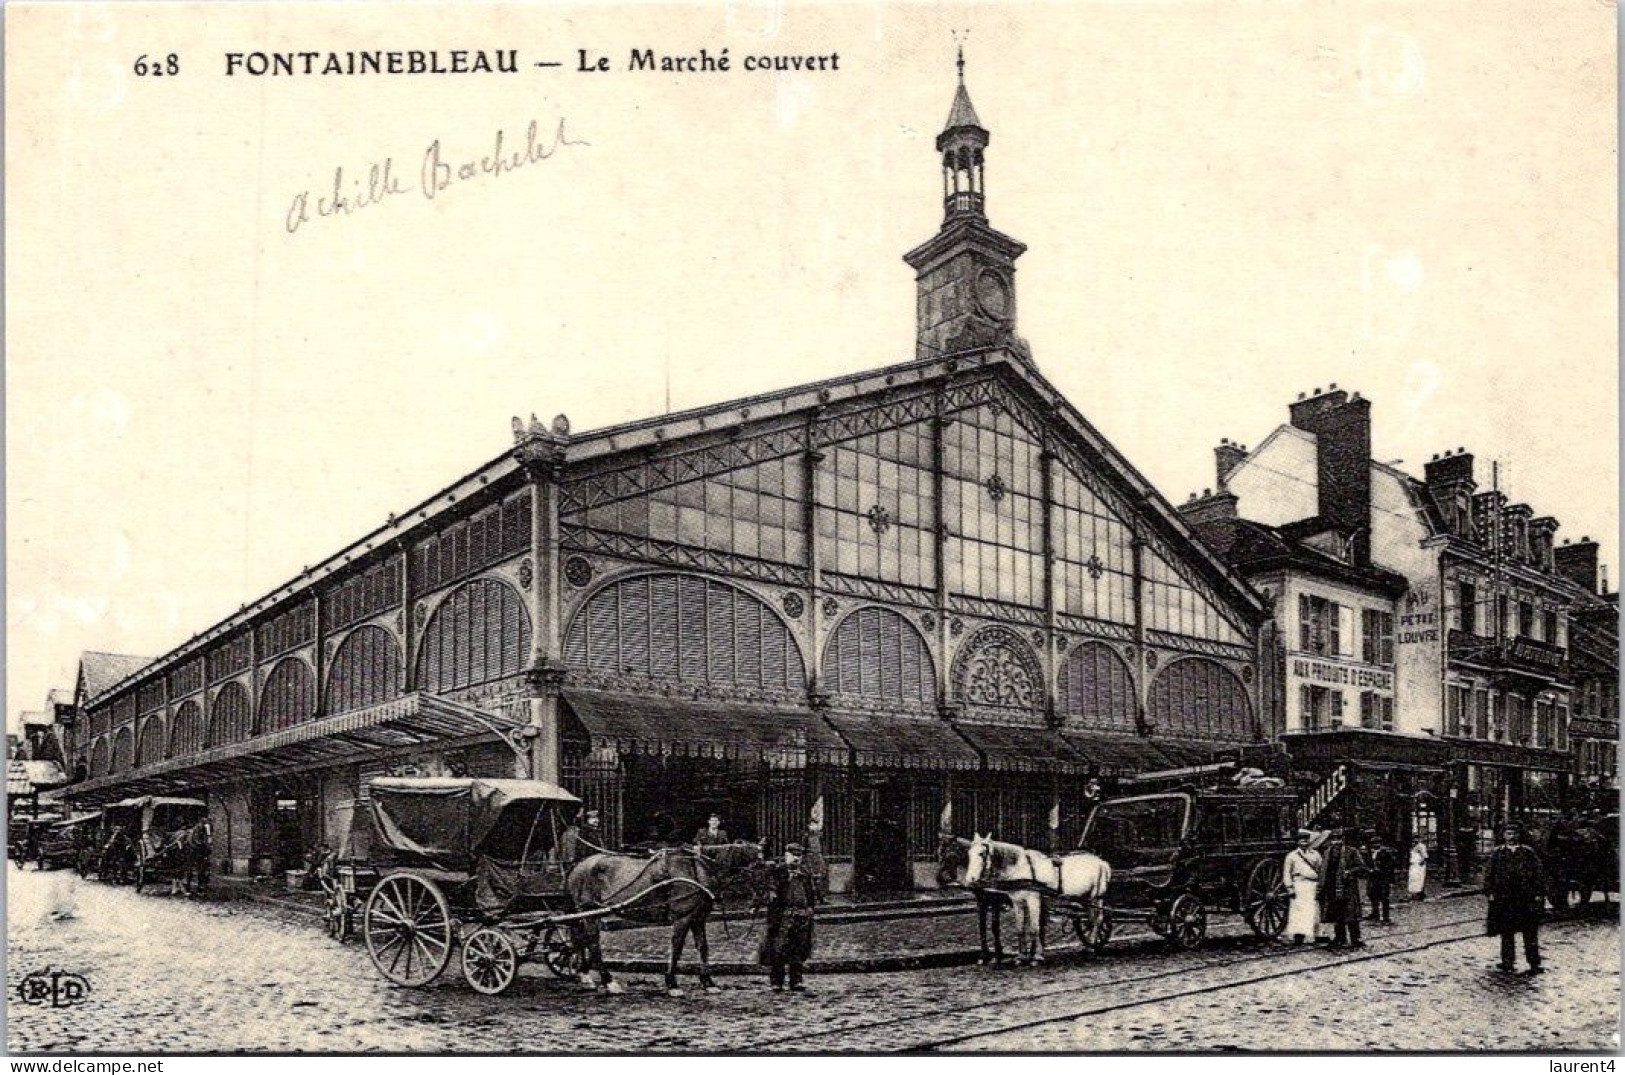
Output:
[5, 0, 1618, 1057]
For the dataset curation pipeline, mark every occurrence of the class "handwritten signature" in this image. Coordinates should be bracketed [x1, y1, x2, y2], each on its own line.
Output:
[285, 117, 588, 235]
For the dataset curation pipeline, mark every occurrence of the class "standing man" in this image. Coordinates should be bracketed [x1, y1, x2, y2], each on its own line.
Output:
[1484, 821, 1546, 975]
[693, 813, 731, 848]
[1366, 833, 1397, 925]
[1283, 829, 1323, 946]
[760, 842, 819, 992]
[1318, 830, 1369, 949]
[560, 808, 603, 867]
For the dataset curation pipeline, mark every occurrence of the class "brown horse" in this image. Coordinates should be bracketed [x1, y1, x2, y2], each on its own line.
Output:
[565, 841, 763, 996]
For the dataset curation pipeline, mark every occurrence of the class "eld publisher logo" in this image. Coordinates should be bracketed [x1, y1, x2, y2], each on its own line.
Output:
[17, 967, 91, 1009]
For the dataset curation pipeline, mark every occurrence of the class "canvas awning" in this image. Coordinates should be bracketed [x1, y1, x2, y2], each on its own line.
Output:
[61, 693, 526, 805]
[1061, 732, 1187, 775]
[563, 691, 848, 765]
[952, 722, 1094, 774]
[819, 711, 981, 770]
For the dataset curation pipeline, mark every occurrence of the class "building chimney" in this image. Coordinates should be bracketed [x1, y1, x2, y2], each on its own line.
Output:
[1179, 490, 1241, 556]
[1287, 387, 1371, 563]
[1215, 439, 1248, 488]
[1424, 449, 1477, 491]
[1555, 537, 1600, 594]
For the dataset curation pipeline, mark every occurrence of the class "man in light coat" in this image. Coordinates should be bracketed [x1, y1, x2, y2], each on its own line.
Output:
[1283, 829, 1323, 946]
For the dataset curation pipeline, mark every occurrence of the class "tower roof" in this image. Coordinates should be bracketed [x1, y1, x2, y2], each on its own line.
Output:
[944, 81, 983, 132]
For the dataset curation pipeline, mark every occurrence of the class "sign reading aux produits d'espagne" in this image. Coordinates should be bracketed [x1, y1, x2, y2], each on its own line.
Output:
[1292, 658, 1395, 692]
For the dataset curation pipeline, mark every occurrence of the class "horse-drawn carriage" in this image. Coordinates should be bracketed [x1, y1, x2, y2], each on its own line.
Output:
[36, 812, 102, 872]
[94, 798, 144, 884]
[1543, 809, 1619, 910]
[330, 777, 602, 994]
[1075, 785, 1297, 950]
[8, 816, 50, 867]
[132, 797, 210, 893]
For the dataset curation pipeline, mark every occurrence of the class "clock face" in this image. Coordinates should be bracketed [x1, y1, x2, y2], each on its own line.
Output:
[974, 268, 1011, 320]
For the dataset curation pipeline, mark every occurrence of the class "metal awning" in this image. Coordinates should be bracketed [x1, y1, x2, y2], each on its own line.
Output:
[61, 694, 524, 805]
[1061, 732, 1185, 775]
[820, 711, 981, 770]
[952, 722, 1093, 774]
[563, 691, 848, 765]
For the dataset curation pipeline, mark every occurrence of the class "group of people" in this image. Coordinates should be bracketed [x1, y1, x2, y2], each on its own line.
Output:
[1284, 829, 1426, 949]
[556, 808, 823, 992]
[1283, 822, 1548, 975]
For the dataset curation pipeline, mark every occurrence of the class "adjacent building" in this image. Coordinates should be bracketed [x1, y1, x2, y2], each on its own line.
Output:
[1183, 386, 1614, 868]
[56, 64, 1271, 893]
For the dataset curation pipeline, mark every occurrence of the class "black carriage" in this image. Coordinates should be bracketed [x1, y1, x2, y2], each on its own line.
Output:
[1075, 785, 1298, 950]
[95, 798, 145, 884]
[340, 777, 609, 995]
[37, 812, 101, 872]
[132, 797, 210, 893]
[1543, 809, 1619, 910]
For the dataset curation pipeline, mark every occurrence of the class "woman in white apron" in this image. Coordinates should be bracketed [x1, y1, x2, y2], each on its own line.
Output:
[1407, 836, 1429, 900]
[1283, 829, 1323, 945]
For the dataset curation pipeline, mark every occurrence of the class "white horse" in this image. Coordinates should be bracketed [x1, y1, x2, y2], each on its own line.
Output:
[963, 834, 1112, 965]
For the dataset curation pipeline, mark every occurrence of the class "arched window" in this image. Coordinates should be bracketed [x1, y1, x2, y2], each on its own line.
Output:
[208, 681, 253, 747]
[89, 738, 110, 778]
[951, 625, 1044, 720]
[418, 577, 532, 694]
[169, 701, 204, 758]
[563, 573, 805, 694]
[1057, 642, 1138, 732]
[137, 715, 167, 767]
[1148, 658, 1253, 741]
[259, 657, 315, 733]
[822, 607, 935, 707]
[111, 727, 135, 773]
[326, 626, 402, 713]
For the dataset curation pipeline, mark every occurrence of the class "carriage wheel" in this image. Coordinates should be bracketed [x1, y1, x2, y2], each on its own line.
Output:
[1166, 894, 1207, 950]
[1242, 857, 1290, 938]
[1071, 905, 1114, 952]
[538, 924, 583, 979]
[462, 928, 520, 996]
[363, 873, 455, 988]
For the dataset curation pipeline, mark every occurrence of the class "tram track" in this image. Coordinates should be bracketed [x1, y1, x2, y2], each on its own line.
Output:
[745, 907, 1607, 1052]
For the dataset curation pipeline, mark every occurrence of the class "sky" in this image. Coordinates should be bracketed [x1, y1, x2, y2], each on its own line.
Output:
[6, 1, 1617, 730]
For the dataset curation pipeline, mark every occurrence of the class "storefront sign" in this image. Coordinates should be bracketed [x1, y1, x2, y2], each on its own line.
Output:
[1292, 658, 1394, 691]
[1399, 583, 1439, 644]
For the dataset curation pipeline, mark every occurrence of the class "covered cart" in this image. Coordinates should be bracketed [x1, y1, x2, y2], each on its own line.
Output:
[37, 812, 102, 872]
[344, 777, 601, 994]
[95, 797, 146, 884]
[133, 797, 209, 894]
[1077, 785, 1297, 950]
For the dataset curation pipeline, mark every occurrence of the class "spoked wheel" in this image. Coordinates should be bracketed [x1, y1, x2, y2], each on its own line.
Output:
[1242, 857, 1290, 938]
[1070, 905, 1114, 952]
[462, 927, 520, 995]
[1166, 893, 1207, 950]
[538, 924, 583, 979]
[323, 889, 353, 942]
[364, 873, 455, 988]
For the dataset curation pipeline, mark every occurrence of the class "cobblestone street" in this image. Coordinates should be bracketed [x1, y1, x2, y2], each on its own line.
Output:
[7, 863, 1618, 1053]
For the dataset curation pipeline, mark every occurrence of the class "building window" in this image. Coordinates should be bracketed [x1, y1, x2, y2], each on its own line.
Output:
[1362, 609, 1395, 666]
[420, 577, 534, 695]
[1148, 658, 1252, 740]
[1056, 641, 1137, 732]
[326, 625, 403, 714]
[1448, 685, 1470, 737]
[1488, 692, 1504, 742]
[1360, 691, 1395, 732]
[1458, 581, 1477, 634]
[1474, 688, 1490, 740]
[1544, 610, 1559, 646]
[823, 606, 935, 709]
[1300, 685, 1341, 731]
[1518, 602, 1534, 639]
[1557, 703, 1570, 752]
[1297, 595, 1343, 656]
[1505, 693, 1528, 744]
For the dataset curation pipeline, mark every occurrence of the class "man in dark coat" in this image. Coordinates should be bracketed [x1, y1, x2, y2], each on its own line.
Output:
[693, 813, 731, 848]
[1485, 821, 1546, 974]
[760, 843, 820, 992]
[1318, 830, 1369, 948]
[1366, 833, 1398, 925]
[559, 809, 603, 867]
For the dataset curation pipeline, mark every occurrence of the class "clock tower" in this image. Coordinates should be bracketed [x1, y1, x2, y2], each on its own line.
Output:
[904, 50, 1028, 359]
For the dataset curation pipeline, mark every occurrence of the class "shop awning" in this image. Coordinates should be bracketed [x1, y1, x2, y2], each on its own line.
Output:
[952, 722, 1094, 774]
[1153, 742, 1224, 770]
[1061, 732, 1187, 775]
[819, 712, 981, 770]
[563, 691, 848, 765]
[60, 693, 526, 805]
